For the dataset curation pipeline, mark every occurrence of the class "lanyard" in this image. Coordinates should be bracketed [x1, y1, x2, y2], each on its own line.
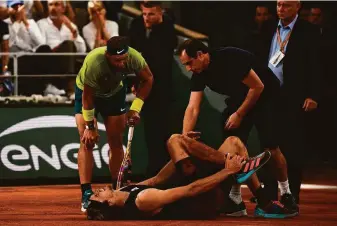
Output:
[277, 26, 292, 53]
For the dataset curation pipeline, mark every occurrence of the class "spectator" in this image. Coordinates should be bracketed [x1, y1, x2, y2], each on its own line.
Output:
[128, 1, 177, 178]
[0, 0, 44, 20]
[254, 5, 271, 33]
[251, 0, 320, 204]
[308, 6, 323, 27]
[245, 5, 272, 51]
[37, 0, 86, 53]
[37, 0, 86, 95]
[82, 0, 118, 51]
[298, 6, 310, 21]
[0, 18, 11, 96]
[5, 0, 44, 52]
[23, 0, 44, 20]
[0, 19, 9, 74]
[3, 0, 51, 95]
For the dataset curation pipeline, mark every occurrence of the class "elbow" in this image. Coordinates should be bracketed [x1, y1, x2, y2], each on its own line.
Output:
[146, 75, 154, 88]
[259, 83, 264, 93]
[149, 75, 154, 85]
[254, 83, 264, 94]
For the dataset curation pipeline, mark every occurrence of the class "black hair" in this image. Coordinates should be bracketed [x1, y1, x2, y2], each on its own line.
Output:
[86, 200, 123, 220]
[177, 39, 209, 58]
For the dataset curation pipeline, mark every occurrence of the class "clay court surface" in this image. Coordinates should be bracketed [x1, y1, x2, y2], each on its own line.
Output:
[1, 167, 337, 226]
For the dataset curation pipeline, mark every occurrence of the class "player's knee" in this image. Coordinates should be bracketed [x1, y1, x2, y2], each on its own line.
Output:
[107, 132, 123, 145]
[226, 136, 248, 157]
[167, 134, 183, 148]
[268, 147, 287, 165]
[225, 136, 242, 148]
[108, 137, 123, 150]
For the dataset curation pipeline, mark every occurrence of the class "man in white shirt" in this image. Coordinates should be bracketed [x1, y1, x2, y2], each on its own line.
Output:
[35, 0, 86, 95]
[5, 0, 44, 52]
[37, 0, 86, 53]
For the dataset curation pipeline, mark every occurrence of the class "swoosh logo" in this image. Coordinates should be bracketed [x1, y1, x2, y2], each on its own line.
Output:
[0, 115, 106, 138]
[117, 50, 123, 54]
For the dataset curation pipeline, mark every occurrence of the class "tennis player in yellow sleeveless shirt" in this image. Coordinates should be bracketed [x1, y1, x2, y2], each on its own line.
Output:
[74, 36, 153, 212]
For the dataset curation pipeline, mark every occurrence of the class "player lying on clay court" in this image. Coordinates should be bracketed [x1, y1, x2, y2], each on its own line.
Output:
[86, 134, 285, 220]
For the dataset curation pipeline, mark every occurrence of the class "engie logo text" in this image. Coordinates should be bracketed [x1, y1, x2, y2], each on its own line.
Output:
[0, 115, 125, 172]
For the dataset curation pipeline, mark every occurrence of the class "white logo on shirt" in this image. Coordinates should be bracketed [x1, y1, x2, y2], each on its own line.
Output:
[117, 50, 124, 54]
[131, 187, 139, 192]
[120, 108, 126, 112]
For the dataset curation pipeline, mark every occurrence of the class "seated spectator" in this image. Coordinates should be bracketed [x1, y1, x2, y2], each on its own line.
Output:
[40, 0, 75, 22]
[37, 0, 86, 53]
[0, 0, 44, 20]
[5, 0, 44, 52]
[37, 0, 86, 95]
[0, 19, 9, 74]
[0, 19, 11, 96]
[3, 0, 51, 95]
[82, 0, 118, 51]
[22, 0, 44, 21]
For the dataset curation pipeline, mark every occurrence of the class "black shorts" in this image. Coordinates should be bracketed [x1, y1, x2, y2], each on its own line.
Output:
[74, 84, 127, 118]
[222, 97, 280, 150]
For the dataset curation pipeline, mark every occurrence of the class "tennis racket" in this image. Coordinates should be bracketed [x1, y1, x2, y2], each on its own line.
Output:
[116, 126, 134, 190]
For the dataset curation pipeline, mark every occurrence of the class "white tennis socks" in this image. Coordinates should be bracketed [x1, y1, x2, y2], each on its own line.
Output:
[229, 184, 243, 204]
[278, 179, 291, 196]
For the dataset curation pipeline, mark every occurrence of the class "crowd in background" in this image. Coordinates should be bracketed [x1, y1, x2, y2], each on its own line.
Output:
[0, 0, 336, 166]
[0, 0, 123, 96]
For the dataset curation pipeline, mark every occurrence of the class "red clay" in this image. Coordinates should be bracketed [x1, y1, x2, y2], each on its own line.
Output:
[1, 180, 337, 226]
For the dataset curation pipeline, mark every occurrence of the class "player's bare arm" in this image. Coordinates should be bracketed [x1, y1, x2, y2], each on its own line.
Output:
[135, 155, 244, 213]
[127, 66, 154, 125]
[183, 91, 203, 134]
[81, 84, 99, 147]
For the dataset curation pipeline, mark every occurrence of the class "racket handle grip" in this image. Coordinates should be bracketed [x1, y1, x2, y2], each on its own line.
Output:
[128, 126, 134, 141]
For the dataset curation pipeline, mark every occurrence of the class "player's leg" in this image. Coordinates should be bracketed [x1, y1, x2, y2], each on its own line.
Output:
[103, 114, 126, 187]
[217, 136, 252, 216]
[74, 85, 95, 212]
[166, 134, 197, 182]
[142, 135, 248, 188]
[97, 86, 128, 188]
[254, 101, 299, 217]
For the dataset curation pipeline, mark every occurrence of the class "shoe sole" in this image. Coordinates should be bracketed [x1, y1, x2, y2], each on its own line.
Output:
[254, 208, 299, 219]
[236, 151, 271, 184]
[223, 209, 248, 217]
